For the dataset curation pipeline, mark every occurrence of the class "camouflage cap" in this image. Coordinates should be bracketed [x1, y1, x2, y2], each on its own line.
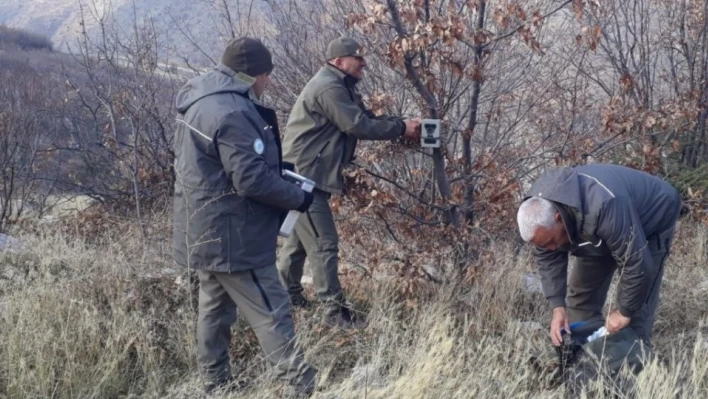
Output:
[326, 37, 366, 60]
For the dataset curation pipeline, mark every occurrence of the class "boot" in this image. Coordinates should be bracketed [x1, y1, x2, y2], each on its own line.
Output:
[289, 292, 314, 310]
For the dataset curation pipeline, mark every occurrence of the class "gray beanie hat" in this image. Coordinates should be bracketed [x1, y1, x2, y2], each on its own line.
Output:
[221, 37, 274, 77]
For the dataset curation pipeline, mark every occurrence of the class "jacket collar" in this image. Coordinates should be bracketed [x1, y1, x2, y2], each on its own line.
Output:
[325, 63, 360, 88]
[216, 63, 238, 77]
[215, 64, 253, 90]
[215, 63, 274, 106]
[526, 168, 584, 236]
[551, 201, 579, 246]
[526, 167, 607, 249]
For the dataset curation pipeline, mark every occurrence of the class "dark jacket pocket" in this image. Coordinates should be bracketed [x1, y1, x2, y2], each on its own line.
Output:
[227, 212, 279, 270]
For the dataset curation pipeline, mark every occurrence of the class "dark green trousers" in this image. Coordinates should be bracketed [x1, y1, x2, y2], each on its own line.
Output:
[277, 190, 344, 306]
[196, 267, 316, 393]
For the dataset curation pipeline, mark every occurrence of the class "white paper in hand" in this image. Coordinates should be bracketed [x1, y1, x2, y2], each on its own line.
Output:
[587, 326, 608, 342]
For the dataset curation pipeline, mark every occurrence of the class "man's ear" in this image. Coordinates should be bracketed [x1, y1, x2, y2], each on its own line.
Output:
[554, 212, 563, 223]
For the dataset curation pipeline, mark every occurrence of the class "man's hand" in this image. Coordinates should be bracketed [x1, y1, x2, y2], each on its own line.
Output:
[605, 310, 631, 334]
[296, 191, 314, 213]
[550, 307, 570, 346]
[403, 118, 421, 141]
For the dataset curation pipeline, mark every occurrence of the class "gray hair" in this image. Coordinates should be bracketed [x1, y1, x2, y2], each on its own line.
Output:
[517, 196, 557, 242]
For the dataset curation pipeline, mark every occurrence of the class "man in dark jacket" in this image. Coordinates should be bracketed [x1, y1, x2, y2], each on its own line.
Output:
[173, 37, 317, 395]
[277, 37, 421, 327]
[516, 163, 682, 347]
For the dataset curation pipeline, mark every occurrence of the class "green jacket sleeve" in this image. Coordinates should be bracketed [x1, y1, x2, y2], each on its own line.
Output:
[316, 86, 406, 140]
[216, 111, 305, 210]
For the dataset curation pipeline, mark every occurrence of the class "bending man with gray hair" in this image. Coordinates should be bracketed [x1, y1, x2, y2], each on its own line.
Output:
[517, 163, 682, 347]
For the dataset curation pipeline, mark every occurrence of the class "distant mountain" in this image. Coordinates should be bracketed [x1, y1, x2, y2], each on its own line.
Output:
[0, 0, 274, 66]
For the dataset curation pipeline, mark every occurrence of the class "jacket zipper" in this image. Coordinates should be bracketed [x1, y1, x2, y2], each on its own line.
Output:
[312, 140, 331, 165]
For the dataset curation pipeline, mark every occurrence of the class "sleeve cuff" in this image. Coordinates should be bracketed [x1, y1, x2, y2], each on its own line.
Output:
[548, 295, 566, 310]
[281, 161, 296, 172]
[618, 306, 635, 318]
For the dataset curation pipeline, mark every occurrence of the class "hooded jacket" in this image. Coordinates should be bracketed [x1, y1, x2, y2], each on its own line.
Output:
[525, 164, 682, 317]
[173, 64, 305, 272]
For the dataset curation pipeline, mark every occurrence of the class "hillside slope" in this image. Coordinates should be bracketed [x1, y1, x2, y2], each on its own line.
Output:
[0, 0, 273, 64]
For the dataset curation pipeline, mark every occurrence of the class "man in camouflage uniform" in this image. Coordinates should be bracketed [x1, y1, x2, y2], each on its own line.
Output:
[277, 37, 421, 327]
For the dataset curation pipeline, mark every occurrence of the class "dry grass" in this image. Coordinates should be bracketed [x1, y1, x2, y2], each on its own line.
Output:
[0, 216, 706, 398]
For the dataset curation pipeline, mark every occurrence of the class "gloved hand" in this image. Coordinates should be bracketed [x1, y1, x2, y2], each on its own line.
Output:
[296, 191, 314, 213]
[281, 162, 296, 172]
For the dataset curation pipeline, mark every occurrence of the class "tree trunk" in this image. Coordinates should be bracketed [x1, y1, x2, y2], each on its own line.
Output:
[463, 0, 486, 224]
[386, 0, 459, 226]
